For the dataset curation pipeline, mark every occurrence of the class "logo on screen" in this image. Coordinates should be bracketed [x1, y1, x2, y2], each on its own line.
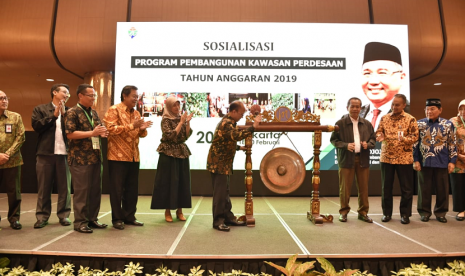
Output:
[128, 27, 137, 39]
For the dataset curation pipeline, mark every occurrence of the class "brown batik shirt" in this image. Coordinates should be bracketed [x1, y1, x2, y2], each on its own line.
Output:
[157, 117, 192, 159]
[65, 103, 103, 165]
[104, 102, 147, 162]
[207, 114, 254, 175]
[376, 110, 419, 164]
[0, 110, 25, 169]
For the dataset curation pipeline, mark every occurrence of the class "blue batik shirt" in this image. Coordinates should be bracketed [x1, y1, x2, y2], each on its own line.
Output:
[413, 117, 457, 168]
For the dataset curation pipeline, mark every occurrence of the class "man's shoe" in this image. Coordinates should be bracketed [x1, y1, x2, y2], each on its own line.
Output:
[456, 213, 465, 221]
[125, 220, 144, 226]
[34, 220, 48, 228]
[401, 216, 410, 224]
[420, 215, 430, 222]
[88, 221, 108, 228]
[10, 221, 22, 230]
[381, 215, 391, 222]
[213, 224, 230, 232]
[75, 226, 93, 233]
[339, 214, 347, 222]
[225, 219, 246, 226]
[358, 214, 373, 223]
[59, 218, 71, 226]
[436, 216, 447, 223]
[113, 222, 125, 230]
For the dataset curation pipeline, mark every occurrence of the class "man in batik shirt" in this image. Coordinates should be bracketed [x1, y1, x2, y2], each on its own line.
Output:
[207, 101, 261, 232]
[103, 85, 152, 230]
[413, 98, 457, 223]
[65, 84, 109, 233]
[0, 90, 25, 230]
[376, 94, 418, 224]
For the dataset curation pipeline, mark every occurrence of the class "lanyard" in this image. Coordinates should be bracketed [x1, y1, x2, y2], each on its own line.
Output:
[460, 116, 465, 128]
[77, 104, 94, 128]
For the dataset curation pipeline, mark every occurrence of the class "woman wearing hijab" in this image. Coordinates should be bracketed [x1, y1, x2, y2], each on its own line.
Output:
[450, 99, 465, 221]
[150, 96, 193, 222]
[302, 98, 311, 113]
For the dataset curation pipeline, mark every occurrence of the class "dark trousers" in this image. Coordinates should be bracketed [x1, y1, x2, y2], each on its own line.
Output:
[108, 160, 140, 224]
[381, 162, 414, 217]
[211, 173, 236, 227]
[35, 155, 71, 222]
[450, 173, 465, 212]
[69, 162, 102, 229]
[338, 155, 370, 216]
[0, 166, 21, 223]
[418, 167, 449, 217]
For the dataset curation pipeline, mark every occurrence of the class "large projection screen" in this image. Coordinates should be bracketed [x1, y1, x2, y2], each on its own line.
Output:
[114, 22, 409, 171]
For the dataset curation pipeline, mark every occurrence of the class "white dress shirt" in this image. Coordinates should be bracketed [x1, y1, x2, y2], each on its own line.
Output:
[350, 116, 361, 153]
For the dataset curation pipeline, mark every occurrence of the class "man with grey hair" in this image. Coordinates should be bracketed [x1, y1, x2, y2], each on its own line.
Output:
[0, 90, 25, 230]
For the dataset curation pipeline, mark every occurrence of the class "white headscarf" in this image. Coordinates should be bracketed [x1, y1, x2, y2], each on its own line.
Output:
[458, 99, 465, 117]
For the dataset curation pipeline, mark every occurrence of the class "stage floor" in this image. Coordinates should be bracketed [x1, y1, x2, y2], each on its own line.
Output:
[0, 193, 464, 259]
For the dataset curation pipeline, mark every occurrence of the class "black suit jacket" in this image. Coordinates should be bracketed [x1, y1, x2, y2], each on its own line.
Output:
[31, 102, 69, 155]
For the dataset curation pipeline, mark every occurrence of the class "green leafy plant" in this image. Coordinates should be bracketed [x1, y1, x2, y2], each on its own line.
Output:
[0, 258, 10, 269]
[265, 255, 358, 276]
[185, 93, 207, 117]
[271, 93, 294, 110]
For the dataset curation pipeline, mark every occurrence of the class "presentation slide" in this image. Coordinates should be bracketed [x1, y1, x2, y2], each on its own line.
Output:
[114, 22, 410, 170]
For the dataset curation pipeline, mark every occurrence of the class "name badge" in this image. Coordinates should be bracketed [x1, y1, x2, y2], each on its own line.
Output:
[91, 136, 100, 150]
[5, 124, 12, 133]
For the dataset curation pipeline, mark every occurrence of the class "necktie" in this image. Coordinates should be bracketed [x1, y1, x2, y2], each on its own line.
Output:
[371, 109, 381, 128]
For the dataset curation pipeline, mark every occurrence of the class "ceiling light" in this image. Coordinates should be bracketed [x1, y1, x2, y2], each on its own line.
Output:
[46, 79, 54, 81]
[434, 83, 441, 85]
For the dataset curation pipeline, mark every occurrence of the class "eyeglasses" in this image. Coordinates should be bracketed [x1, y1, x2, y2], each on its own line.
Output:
[0, 97, 10, 102]
[362, 70, 402, 79]
[82, 93, 97, 98]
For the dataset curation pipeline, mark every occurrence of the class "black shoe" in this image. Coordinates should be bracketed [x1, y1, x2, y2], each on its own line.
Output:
[124, 220, 144, 226]
[358, 214, 373, 223]
[339, 214, 347, 222]
[420, 215, 430, 222]
[401, 216, 410, 224]
[34, 220, 48, 228]
[225, 219, 246, 226]
[88, 221, 108, 228]
[113, 222, 125, 230]
[10, 221, 22, 230]
[456, 213, 465, 221]
[75, 225, 93, 233]
[213, 224, 230, 232]
[59, 218, 71, 226]
[381, 215, 391, 222]
[436, 216, 447, 223]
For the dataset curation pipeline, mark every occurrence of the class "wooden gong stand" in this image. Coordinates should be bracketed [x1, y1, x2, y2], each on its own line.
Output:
[237, 107, 339, 226]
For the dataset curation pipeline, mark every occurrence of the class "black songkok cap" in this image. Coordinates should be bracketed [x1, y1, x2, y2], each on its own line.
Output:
[426, 98, 441, 108]
[363, 42, 402, 66]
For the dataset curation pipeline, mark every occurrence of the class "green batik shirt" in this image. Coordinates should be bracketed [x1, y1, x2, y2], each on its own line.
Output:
[0, 110, 25, 169]
[207, 114, 254, 175]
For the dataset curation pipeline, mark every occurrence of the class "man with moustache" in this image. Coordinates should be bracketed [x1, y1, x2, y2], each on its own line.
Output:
[207, 101, 261, 232]
[360, 42, 408, 130]
[330, 97, 376, 223]
[413, 98, 457, 223]
[103, 85, 152, 230]
[65, 84, 109, 233]
[376, 94, 418, 224]
[31, 84, 72, 228]
[0, 90, 25, 230]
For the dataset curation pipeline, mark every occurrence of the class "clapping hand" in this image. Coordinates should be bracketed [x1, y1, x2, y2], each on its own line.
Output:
[376, 133, 385, 142]
[93, 124, 109, 138]
[253, 115, 262, 128]
[140, 120, 153, 130]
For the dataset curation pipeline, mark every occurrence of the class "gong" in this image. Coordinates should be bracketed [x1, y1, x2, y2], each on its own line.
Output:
[260, 147, 306, 194]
